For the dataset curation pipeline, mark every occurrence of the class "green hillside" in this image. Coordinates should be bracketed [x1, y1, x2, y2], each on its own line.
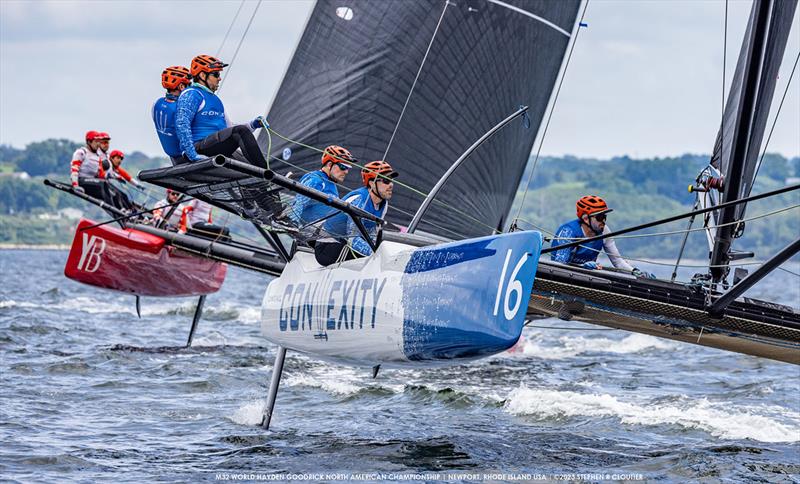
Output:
[1, 139, 797, 259]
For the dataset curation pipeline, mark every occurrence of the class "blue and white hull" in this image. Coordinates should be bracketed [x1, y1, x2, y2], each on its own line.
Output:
[261, 231, 542, 368]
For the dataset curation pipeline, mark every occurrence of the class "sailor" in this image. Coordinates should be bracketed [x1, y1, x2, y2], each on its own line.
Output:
[105, 150, 139, 187]
[153, 189, 184, 228]
[315, 160, 398, 266]
[152, 65, 192, 164]
[96, 132, 111, 164]
[291, 145, 354, 226]
[175, 54, 267, 166]
[550, 195, 655, 278]
[103, 150, 138, 210]
[70, 130, 107, 198]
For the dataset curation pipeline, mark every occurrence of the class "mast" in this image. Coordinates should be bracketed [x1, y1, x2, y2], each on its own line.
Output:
[709, 0, 798, 283]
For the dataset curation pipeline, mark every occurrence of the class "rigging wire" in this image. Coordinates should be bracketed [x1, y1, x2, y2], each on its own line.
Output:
[752, 50, 800, 182]
[512, 0, 590, 225]
[216, 0, 247, 57]
[266, 151, 470, 241]
[549, 204, 800, 241]
[219, 0, 263, 90]
[267, 128, 501, 236]
[382, 0, 450, 160]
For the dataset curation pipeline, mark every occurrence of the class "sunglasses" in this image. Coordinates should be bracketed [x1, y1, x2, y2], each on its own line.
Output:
[377, 177, 394, 184]
[208, 71, 221, 78]
[334, 163, 351, 170]
[592, 213, 607, 222]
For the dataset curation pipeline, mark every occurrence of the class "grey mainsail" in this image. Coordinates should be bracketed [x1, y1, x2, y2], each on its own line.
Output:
[260, 0, 580, 239]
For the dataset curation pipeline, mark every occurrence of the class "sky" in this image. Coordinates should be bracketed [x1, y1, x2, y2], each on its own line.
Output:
[1, 0, 798, 160]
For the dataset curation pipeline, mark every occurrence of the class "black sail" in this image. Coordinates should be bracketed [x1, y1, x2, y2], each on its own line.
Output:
[709, 0, 797, 280]
[260, 0, 580, 239]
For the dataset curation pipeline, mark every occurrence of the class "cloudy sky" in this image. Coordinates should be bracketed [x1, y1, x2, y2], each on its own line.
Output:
[1, 0, 798, 160]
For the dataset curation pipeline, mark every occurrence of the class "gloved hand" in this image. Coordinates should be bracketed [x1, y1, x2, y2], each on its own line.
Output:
[73, 185, 85, 194]
[582, 261, 601, 270]
[249, 115, 269, 130]
[632, 267, 657, 279]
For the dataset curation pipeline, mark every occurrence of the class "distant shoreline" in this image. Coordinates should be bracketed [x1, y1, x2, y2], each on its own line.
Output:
[0, 244, 69, 250]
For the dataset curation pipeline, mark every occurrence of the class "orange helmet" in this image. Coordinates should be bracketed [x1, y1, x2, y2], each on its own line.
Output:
[190, 54, 228, 77]
[321, 145, 354, 167]
[361, 160, 398, 187]
[162, 65, 191, 90]
[576, 195, 612, 219]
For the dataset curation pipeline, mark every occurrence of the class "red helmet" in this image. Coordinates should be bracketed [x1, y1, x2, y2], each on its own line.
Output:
[109, 150, 124, 159]
[96, 132, 111, 141]
[190, 54, 228, 77]
[576, 195, 612, 219]
[361, 160, 398, 187]
[321, 145, 354, 167]
[162, 65, 191, 90]
[85, 130, 100, 142]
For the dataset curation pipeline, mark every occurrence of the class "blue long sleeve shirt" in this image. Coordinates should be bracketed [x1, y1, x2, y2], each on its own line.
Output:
[175, 83, 229, 161]
[290, 170, 339, 225]
[324, 187, 387, 256]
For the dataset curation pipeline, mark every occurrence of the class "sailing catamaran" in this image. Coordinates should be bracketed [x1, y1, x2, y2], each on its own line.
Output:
[49, 0, 798, 428]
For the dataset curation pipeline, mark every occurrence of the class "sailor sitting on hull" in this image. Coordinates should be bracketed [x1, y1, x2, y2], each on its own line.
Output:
[175, 54, 267, 167]
[316, 160, 398, 267]
[290, 145, 354, 228]
[550, 195, 655, 278]
[70, 130, 109, 200]
[152, 65, 192, 165]
[103, 150, 140, 211]
[153, 189, 184, 228]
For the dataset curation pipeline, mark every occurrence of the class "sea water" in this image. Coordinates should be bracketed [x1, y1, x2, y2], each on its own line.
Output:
[1, 250, 798, 482]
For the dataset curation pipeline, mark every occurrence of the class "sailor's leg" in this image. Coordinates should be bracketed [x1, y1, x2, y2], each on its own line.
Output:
[261, 345, 287, 430]
[195, 125, 267, 168]
[186, 295, 206, 347]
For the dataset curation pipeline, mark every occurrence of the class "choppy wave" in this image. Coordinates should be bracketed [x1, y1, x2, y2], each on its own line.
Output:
[520, 333, 676, 360]
[505, 387, 800, 443]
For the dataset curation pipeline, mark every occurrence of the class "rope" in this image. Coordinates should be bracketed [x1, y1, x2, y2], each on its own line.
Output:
[216, 0, 246, 57]
[382, 0, 450, 160]
[267, 152, 470, 240]
[779, 266, 800, 278]
[549, 204, 800, 241]
[513, 0, 590, 224]
[268, 128, 501, 236]
[219, 0, 262, 90]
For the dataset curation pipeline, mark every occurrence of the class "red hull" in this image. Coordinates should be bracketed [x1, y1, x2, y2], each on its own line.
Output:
[65, 218, 227, 297]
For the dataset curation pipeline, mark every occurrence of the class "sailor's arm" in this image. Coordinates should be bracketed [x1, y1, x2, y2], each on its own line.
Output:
[70, 148, 85, 188]
[549, 226, 576, 263]
[602, 226, 634, 271]
[176, 90, 203, 161]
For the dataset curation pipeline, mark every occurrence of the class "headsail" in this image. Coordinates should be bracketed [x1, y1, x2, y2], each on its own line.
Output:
[708, 0, 798, 281]
[260, 0, 581, 239]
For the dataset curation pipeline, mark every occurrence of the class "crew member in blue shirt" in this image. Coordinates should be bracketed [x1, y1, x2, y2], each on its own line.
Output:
[152, 65, 191, 164]
[316, 160, 398, 266]
[175, 54, 267, 166]
[550, 195, 655, 278]
[291, 145, 354, 227]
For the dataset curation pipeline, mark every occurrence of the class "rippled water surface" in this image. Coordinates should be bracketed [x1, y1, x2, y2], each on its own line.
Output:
[1, 250, 799, 482]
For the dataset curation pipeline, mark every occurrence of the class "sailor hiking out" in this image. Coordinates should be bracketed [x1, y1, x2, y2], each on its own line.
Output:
[175, 54, 267, 167]
[70, 130, 112, 203]
[550, 195, 655, 278]
[317, 160, 398, 266]
[152, 65, 192, 164]
[290, 145, 354, 227]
